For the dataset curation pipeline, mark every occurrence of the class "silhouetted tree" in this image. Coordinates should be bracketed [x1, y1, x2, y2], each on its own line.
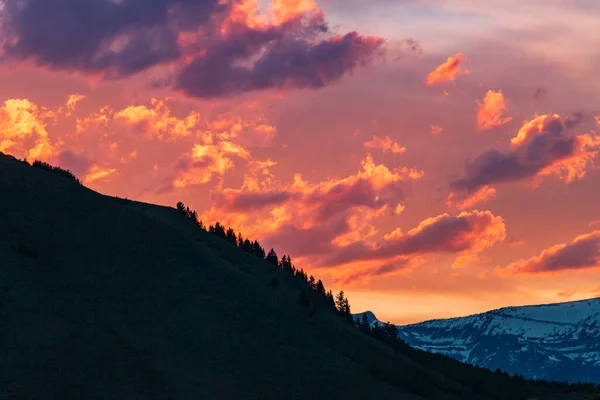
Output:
[295, 268, 308, 283]
[335, 291, 346, 312]
[326, 290, 335, 309]
[315, 279, 325, 295]
[384, 322, 398, 342]
[308, 275, 316, 290]
[242, 238, 253, 253]
[266, 248, 279, 266]
[237, 233, 244, 248]
[279, 255, 295, 274]
[342, 297, 351, 315]
[214, 222, 226, 239]
[226, 227, 237, 245]
[32, 159, 81, 184]
[176, 201, 186, 214]
[252, 240, 265, 259]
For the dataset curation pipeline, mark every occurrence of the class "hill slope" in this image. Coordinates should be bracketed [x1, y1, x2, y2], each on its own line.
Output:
[356, 298, 600, 384]
[0, 152, 596, 399]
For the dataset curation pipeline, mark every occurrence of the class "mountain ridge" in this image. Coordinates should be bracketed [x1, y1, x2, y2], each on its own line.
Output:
[355, 297, 600, 384]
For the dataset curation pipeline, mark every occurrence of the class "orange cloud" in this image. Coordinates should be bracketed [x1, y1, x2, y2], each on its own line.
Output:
[324, 210, 506, 268]
[268, 0, 322, 25]
[363, 135, 406, 154]
[447, 185, 496, 210]
[499, 231, 600, 276]
[114, 98, 201, 140]
[430, 125, 443, 136]
[595, 116, 600, 127]
[65, 94, 87, 113]
[452, 113, 600, 196]
[84, 165, 118, 183]
[0, 98, 56, 160]
[173, 141, 251, 188]
[203, 154, 424, 256]
[206, 115, 277, 147]
[426, 53, 469, 86]
[476, 90, 512, 131]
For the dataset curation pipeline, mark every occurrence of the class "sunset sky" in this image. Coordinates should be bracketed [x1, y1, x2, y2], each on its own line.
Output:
[1, 0, 599, 324]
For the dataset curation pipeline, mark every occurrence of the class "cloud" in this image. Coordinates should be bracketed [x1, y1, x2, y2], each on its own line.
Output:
[217, 153, 421, 216]
[173, 140, 251, 188]
[54, 150, 93, 177]
[451, 113, 600, 197]
[114, 98, 201, 140]
[430, 124, 443, 136]
[0, 0, 386, 98]
[476, 90, 512, 131]
[324, 210, 506, 266]
[202, 153, 423, 255]
[363, 135, 406, 154]
[206, 115, 277, 148]
[447, 185, 496, 210]
[335, 256, 415, 285]
[84, 165, 118, 183]
[426, 53, 468, 86]
[0, 98, 56, 160]
[65, 94, 87, 113]
[499, 231, 600, 275]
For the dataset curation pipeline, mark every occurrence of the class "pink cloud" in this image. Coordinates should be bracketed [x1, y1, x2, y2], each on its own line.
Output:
[426, 53, 469, 86]
[476, 90, 512, 131]
[499, 231, 600, 275]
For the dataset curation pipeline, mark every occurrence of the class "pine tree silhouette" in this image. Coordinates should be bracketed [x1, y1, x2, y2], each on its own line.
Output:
[266, 248, 279, 266]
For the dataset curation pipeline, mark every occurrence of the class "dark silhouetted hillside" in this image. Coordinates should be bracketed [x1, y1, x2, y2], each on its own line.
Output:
[1, 152, 598, 400]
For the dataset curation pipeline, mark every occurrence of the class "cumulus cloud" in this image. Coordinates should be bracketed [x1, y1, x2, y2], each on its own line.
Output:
[201, 153, 423, 254]
[65, 94, 87, 113]
[114, 98, 201, 140]
[0, 98, 56, 160]
[426, 52, 468, 86]
[173, 140, 250, 188]
[476, 90, 512, 131]
[499, 231, 600, 275]
[217, 153, 421, 216]
[323, 210, 506, 267]
[206, 115, 277, 148]
[363, 135, 406, 154]
[451, 113, 600, 202]
[0, 0, 387, 98]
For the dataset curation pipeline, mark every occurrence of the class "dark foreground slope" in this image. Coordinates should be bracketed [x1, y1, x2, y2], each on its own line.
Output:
[0, 153, 596, 400]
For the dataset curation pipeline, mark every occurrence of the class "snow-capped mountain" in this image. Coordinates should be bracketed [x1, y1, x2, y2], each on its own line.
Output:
[355, 298, 600, 384]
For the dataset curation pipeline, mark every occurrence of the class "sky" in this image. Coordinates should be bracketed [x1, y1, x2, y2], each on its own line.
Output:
[1, 0, 599, 324]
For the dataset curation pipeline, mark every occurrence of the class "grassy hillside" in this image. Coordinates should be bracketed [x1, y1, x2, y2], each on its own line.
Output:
[0, 152, 597, 400]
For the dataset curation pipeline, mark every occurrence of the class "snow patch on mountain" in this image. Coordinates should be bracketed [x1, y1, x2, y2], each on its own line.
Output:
[355, 298, 600, 383]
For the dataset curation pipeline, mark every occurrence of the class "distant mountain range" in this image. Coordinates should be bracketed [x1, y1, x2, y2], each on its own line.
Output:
[355, 298, 600, 384]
